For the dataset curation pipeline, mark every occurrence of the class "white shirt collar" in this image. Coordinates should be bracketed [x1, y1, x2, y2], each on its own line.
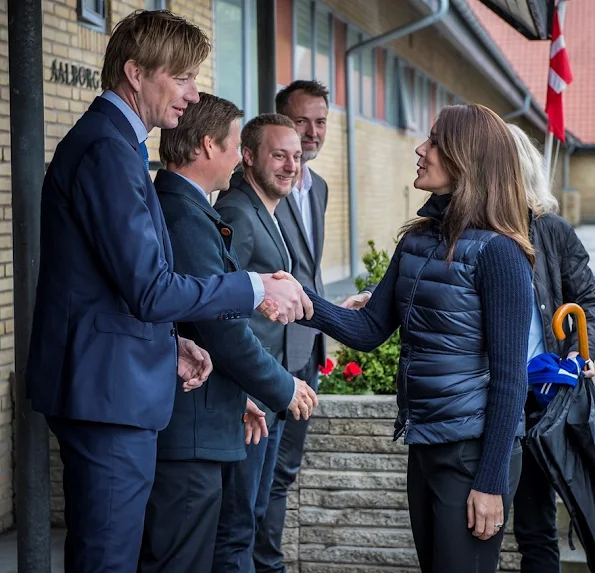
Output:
[292, 164, 312, 194]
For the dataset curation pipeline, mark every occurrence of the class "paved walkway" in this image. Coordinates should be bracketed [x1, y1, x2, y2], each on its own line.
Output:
[2, 224, 595, 572]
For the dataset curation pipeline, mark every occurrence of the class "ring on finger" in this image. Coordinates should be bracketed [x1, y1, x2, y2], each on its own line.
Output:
[494, 522, 503, 529]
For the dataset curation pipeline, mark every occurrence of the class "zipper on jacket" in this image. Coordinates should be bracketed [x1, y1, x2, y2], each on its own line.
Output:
[400, 237, 442, 440]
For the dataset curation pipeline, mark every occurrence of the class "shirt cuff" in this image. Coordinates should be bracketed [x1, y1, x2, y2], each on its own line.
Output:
[248, 272, 265, 309]
[291, 377, 297, 404]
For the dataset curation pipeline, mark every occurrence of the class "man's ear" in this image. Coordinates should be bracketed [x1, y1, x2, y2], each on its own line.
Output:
[242, 147, 254, 167]
[203, 135, 214, 160]
[122, 60, 142, 92]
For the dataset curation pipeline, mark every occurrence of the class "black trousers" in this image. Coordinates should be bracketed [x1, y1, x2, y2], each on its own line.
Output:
[513, 393, 561, 573]
[138, 459, 226, 573]
[408, 437, 522, 573]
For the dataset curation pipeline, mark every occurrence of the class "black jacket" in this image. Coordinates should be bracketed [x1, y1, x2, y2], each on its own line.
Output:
[531, 213, 595, 358]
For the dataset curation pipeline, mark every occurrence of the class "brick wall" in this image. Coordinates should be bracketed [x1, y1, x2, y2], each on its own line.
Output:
[570, 154, 595, 223]
[312, 112, 426, 281]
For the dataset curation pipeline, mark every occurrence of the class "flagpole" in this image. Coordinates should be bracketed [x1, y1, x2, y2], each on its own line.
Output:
[545, 0, 568, 185]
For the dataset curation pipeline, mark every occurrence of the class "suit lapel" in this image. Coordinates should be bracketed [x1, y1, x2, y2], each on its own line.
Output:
[255, 207, 291, 273]
[238, 179, 291, 272]
[309, 175, 325, 266]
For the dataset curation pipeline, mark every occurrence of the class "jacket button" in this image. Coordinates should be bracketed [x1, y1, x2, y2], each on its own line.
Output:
[221, 227, 232, 237]
[540, 304, 546, 310]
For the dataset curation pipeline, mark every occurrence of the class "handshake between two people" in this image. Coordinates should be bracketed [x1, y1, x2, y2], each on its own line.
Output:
[257, 270, 312, 325]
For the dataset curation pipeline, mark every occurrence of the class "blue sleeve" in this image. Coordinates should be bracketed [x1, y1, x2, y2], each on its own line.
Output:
[164, 202, 295, 412]
[298, 244, 402, 351]
[472, 235, 533, 494]
[73, 138, 254, 323]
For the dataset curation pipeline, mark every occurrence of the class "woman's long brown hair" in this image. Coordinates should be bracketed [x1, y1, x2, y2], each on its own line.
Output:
[403, 104, 535, 266]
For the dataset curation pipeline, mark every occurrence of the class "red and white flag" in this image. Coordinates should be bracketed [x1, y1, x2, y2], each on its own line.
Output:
[546, 2, 573, 142]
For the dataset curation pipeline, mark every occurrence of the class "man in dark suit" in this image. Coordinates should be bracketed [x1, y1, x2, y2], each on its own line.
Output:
[27, 12, 311, 573]
[253, 80, 332, 572]
[213, 113, 309, 572]
[138, 95, 317, 572]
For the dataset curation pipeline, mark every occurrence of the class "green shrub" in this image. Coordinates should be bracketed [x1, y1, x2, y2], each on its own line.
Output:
[318, 240, 400, 395]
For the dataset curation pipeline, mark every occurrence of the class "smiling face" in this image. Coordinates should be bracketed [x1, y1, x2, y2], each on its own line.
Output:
[414, 131, 452, 195]
[138, 66, 201, 130]
[283, 90, 328, 162]
[244, 125, 302, 201]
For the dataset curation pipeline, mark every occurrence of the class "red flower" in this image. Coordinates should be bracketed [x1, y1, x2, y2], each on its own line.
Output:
[319, 358, 335, 376]
[343, 361, 363, 381]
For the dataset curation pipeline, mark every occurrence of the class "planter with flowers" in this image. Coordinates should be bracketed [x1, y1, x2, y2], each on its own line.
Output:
[318, 240, 400, 395]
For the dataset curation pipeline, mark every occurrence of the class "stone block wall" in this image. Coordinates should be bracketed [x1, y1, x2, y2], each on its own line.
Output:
[285, 395, 521, 572]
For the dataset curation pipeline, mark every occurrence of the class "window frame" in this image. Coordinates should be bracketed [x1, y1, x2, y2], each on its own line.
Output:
[291, 0, 335, 99]
[213, 0, 259, 123]
[146, 0, 167, 9]
[78, 0, 106, 33]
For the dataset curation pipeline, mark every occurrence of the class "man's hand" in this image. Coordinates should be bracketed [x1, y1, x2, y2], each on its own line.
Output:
[244, 399, 269, 445]
[258, 272, 313, 325]
[288, 378, 319, 421]
[340, 292, 371, 310]
[177, 336, 213, 392]
[567, 351, 595, 378]
[467, 489, 504, 541]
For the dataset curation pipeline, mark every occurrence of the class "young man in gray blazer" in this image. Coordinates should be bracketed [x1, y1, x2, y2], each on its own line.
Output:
[139, 98, 317, 573]
[251, 80, 332, 572]
[213, 113, 312, 572]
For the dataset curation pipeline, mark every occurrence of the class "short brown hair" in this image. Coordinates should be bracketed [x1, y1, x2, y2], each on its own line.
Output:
[241, 113, 297, 159]
[275, 80, 329, 114]
[102, 10, 211, 91]
[160, 93, 244, 167]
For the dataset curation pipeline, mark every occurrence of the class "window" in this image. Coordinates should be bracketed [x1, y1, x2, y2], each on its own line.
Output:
[315, 8, 332, 92]
[347, 27, 361, 114]
[215, 0, 259, 121]
[295, 0, 313, 80]
[146, 0, 167, 9]
[361, 48, 375, 118]
[78, 0, 105, 32]
[385, 54, 399, 126]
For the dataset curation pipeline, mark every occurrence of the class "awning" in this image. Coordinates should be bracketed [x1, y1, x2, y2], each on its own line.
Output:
[479, 0, 554, 40]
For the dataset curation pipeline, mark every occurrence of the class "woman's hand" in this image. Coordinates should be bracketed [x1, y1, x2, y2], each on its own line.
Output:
[567, 351, 595, 378]
[467, 489, 504, 541]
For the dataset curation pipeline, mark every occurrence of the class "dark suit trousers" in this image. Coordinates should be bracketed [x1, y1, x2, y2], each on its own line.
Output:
[213, 418, 284, 573]
[47, 416, 157, 573]
[139, 459, 225, 573]
[253, 352, 319, 573]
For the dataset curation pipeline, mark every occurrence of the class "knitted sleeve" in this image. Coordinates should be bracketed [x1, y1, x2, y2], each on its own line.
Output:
[472, 234, 533, 494]
[298, 244, 403, 352]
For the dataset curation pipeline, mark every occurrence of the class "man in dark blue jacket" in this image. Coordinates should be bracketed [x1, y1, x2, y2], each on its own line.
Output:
[138, 94, 317, 572]
[27, 11, 311, 573]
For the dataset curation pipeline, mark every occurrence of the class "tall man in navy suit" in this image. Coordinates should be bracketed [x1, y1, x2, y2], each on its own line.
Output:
[26, 11, 311, 573]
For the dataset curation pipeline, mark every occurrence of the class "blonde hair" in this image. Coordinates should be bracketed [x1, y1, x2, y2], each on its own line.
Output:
[507, 123, 559, 217]
[402, 104, 535, 265]
[101, 10, 211, 91]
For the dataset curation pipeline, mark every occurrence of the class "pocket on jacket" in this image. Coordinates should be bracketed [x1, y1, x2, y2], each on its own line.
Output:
[457, 438, 483, 479]
[94, 312, 153, 340]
